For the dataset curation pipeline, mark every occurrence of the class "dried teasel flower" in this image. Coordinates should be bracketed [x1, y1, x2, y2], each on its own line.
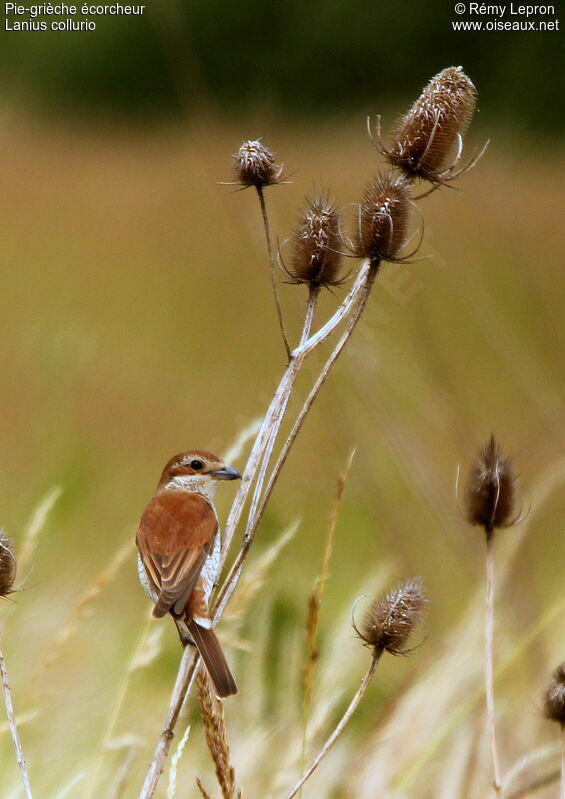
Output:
[285, 194, 344, 288]
[465, 435, 517, 536]
[353, 171, 413, 265]
[0, 530, 16, 598]
[544, 663, 565, 725]
[381, 66, 477, 185]
[357, 578, 427, 656]
[233, 139, 283, 188]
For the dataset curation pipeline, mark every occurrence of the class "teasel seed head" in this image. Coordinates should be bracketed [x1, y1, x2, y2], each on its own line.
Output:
[384, 66, 477, 184]
[287, 194, 344, 288]
[465, 435, 517, 536]
[358, 578, 427, 656]
[544, 663, 565, 725]
[0, 530, 16, 598]
[233, 139, 283, 188]
[353, 171, 412, 266]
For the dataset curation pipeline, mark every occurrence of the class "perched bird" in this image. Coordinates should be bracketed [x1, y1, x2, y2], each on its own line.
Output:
[136, 450, 241, 698]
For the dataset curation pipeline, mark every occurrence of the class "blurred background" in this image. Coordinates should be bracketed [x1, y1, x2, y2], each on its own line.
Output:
[0, 2, 564, 797]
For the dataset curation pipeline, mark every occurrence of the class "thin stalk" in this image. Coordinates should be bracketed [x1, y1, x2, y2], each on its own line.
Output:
[293, 260, 371, 358]
[0, 648, 34, 799]
[501, 741, 561, 798]
[258, 268, 376, 524]
[283, 650, 382, 799]
[138, 650, 199, 799]
[300, 287, 319, 346]
[139, 263, 374, 799]
[506, 769, 560, 799]
[256, 185, 291, 360]
[213, 265, 377, 632]
[300, 450, 356, 792]
[221, 259, 369, 563]
[485, 532, 503, 797]
[246, 287, 319, 532]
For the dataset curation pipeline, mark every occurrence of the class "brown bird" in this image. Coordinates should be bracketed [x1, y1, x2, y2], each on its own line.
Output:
[136, 450, 241, 698]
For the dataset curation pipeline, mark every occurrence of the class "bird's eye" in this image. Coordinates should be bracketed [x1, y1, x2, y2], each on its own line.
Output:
[190, 460, 204, 471]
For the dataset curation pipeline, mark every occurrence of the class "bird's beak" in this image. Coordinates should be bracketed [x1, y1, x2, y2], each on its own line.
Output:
[211, 465, 242, 481]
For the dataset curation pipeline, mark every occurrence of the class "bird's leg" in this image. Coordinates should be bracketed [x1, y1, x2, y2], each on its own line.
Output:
[173, 617, 195, 647]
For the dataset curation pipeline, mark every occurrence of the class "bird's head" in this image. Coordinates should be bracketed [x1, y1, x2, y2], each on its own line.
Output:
[158, 450, 241, 495]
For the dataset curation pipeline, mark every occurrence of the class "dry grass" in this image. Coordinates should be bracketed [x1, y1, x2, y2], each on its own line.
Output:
[196, 669, 241, 799]
[0, 107, 563, 797]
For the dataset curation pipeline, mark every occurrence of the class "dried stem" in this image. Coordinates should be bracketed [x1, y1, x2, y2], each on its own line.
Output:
[283, 649, 382, 799]
[300, 450, 356, 784]
[293, 260, 371, 358]
[220, 258, 370, 563]
[138, 650, 199, 799]
[486, 533, 503, 797]
[245, 286, 319, 535]
[251, 265, 376, 538]
[256, 185, 291, 360]
[138, 261, 375, 799]
[213, 266, 376, 624]
[301, 287, 320, 346]
[167, 723, 191, 799]
[506, 768, 560, 799]
[196, 778, 213, 799]
[0, 648, 34, 799]
[244, 287, 319, 536]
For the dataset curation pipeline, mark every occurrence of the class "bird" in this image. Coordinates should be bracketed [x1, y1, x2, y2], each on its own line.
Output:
[136, 449, 241, 698]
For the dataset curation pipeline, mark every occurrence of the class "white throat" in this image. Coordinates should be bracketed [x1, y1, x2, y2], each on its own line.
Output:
[163, 474, 216, 500]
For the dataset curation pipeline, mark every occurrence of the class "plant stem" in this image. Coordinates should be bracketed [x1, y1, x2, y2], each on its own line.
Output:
[506, 768, 560, 799]
[245, 287, 319, 533]
[258, 267, 376, 524]
[485, 532, 503, 796]
[293, 260, 371, 358]
[213, 267, 375, 620]
[300, 450, 355, 792]
[138, 649, 199, 799]
[300, 287, 319, 346]
[256, 185, 291, 360]
[139, 262, 374, 799]
[220, 259, 369, 564]
[283, 650, 382, 799]
[213, 267, 376, 622]
[0, 648, 34, 799]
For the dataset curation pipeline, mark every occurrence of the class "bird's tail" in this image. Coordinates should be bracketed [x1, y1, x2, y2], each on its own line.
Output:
[187, 621, 238, 698]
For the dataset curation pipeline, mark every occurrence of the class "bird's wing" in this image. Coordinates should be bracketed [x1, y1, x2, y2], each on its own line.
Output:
[136, 490, 218, 618]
